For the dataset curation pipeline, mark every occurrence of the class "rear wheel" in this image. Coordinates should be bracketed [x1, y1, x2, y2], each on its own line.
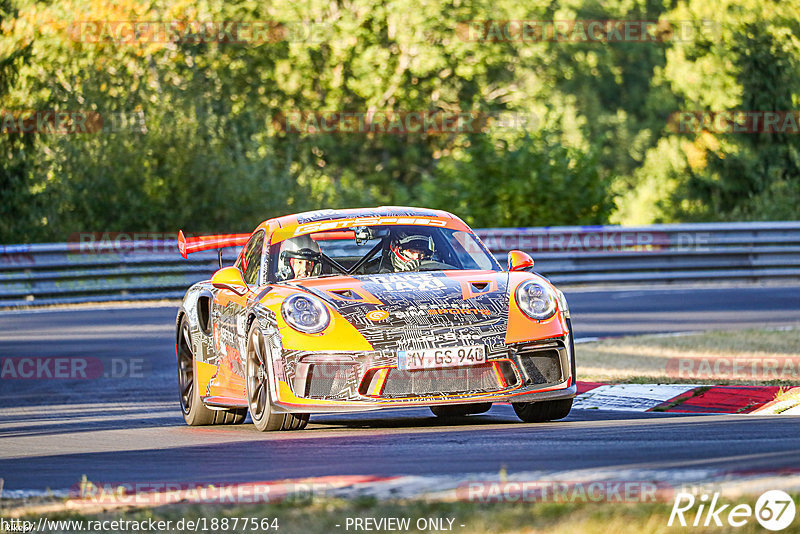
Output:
[430, 403, 492, 418]
[246, 322, 309, 431]
[513, 399, 573, 423]
[177, 315, 246, 425]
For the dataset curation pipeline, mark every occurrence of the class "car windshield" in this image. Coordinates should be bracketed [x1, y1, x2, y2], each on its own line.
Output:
[268, 225, 500, 282]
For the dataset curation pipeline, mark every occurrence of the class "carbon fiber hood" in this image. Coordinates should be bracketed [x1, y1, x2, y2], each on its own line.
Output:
[297, 271, 510, 353]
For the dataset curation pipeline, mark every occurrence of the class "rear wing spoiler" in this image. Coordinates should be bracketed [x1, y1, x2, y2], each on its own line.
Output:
[177, 230, 250, 259]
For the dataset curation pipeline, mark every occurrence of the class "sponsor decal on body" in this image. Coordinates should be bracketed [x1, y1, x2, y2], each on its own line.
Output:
[428, 308, 492, 316]
[365, 310, 389, 322]
[369, 274, 448, 292]
[293, 217, 447, 236]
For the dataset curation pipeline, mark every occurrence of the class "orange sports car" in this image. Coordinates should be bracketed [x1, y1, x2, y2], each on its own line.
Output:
[176, 207, 575, 431]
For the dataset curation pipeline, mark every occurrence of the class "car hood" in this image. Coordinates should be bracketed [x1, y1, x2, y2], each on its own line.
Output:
[289, 270, 510, 353]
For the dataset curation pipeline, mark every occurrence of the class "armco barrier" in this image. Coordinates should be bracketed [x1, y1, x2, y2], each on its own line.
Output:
[1, 221, 799, 307]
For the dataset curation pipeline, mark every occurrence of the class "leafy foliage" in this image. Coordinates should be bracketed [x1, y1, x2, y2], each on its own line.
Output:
[0, 0, 798, 243]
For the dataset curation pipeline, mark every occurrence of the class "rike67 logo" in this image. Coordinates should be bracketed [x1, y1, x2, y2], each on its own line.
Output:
[669, 490, 796, 531]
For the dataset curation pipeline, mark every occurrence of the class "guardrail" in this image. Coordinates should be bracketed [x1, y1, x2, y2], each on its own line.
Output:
[1, 221, 799, 307]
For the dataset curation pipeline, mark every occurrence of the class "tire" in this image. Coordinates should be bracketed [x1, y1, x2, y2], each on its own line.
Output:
[246, 322, 309, 432]
[513, 398, 573, 423]
[430, 403, 492, 418]
[177, 315, 246, 425]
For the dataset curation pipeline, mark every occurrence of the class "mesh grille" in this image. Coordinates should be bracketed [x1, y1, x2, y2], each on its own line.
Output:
[305, 363, 358, 399]
[381, 364, 500, 397]
[518, 348, 563, 385]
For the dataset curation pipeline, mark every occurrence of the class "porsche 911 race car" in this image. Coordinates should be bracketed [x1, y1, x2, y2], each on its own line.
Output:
[176, 207, 575, 431]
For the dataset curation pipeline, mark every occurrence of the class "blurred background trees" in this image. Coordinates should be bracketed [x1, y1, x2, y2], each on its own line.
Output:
[0, 0, 798, 242]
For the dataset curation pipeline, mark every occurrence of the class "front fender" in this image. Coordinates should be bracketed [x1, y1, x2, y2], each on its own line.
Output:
[505, 271, 569, 344]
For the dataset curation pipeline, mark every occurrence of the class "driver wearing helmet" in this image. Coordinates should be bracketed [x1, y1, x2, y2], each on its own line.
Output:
[389, 232, 434, 272]
[278, 235, 321, 280]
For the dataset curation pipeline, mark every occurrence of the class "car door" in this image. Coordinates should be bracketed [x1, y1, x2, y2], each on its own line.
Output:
[208, 230, 265, 398]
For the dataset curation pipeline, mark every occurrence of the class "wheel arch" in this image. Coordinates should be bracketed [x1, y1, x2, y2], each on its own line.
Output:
[246, 312, 258, 334]
[175, 308, 188, 361]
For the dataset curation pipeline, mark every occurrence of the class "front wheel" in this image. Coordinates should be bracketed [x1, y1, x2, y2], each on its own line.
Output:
[513, 398, 573, 423]
[246, 322, 309, 431]
[177, 315, 245, 425]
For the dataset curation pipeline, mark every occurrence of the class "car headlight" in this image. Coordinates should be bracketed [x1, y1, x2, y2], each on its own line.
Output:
[281, 294, 330, 334]
[515, 280, 557, 320]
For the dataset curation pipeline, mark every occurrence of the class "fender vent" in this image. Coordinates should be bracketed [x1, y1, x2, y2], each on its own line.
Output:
[198, 295, 212, 335]
[329, 289, 360, 300]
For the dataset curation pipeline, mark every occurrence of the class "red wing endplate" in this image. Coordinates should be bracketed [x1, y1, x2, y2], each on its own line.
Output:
[177, 230, 251, 258]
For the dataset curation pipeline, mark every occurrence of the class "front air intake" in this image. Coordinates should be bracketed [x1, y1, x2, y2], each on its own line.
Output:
[295, 361, 359, 399]
[516, 342, 566, 385]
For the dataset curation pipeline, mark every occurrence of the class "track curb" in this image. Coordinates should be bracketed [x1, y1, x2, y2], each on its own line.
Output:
[574, 381, 800, 414]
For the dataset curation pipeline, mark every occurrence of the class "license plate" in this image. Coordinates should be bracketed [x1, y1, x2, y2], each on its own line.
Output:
[398, 345, 486, 370]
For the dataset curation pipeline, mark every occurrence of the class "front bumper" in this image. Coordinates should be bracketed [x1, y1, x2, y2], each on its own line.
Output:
[271, 330, 576, 414]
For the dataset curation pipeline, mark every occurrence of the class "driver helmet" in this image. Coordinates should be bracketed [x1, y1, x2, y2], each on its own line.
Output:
[278, 235, 321, 280]
[390, 231, 434, 271]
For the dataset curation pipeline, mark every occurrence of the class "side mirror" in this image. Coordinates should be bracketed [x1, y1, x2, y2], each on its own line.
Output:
[507, 250, 535, 272]
[211, 266, 248, 295]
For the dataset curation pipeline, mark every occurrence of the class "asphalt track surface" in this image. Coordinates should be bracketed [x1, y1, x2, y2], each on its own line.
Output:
[1, 284, 799, 493]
